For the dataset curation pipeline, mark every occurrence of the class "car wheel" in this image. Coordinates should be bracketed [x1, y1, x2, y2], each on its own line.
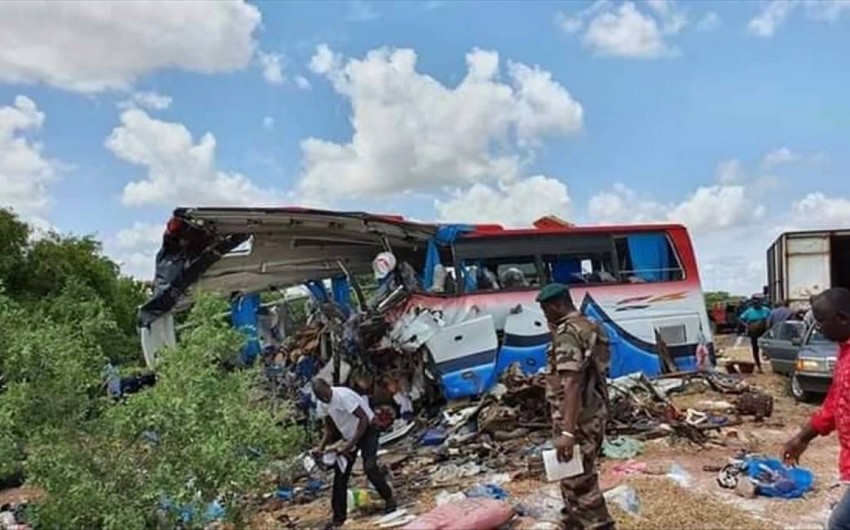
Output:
[791, 372, 814, 403]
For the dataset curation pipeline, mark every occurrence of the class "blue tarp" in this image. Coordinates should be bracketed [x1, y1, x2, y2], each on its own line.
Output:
[422, 225, 473, 290]
[331, 276, 351, 315]
[626, 233, 670, 282]
[305, 280, 329, 303]
[742, 456, 814, 499]
[552, 258, 583, 284]
[230, 293, 261, 366]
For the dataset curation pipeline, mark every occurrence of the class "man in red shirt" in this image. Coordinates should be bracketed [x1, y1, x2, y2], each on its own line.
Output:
[783, 287, 850, 530]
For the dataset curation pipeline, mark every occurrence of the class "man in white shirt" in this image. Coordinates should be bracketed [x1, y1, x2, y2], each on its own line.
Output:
[312, 378, 396, 528]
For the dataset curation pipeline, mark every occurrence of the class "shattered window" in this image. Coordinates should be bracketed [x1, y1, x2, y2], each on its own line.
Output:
[459, 257, 541, 292]
[613, 233, 685, 283]
[542, 252, 617, 286]
[494, 259, 540, 289]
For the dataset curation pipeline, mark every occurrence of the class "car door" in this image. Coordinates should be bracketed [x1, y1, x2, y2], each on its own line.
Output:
[767, 321, 806, 375]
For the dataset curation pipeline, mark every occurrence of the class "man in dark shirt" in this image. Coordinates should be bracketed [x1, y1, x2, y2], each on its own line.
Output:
[768, 300, 794, 329]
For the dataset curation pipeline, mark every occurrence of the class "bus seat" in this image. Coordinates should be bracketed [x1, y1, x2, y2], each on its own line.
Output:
[497, 305, 550, 375]
[425, 315, 498, 400]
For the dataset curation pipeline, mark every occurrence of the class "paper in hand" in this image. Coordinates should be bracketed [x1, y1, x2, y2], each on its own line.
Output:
[543, 445, 584, 482]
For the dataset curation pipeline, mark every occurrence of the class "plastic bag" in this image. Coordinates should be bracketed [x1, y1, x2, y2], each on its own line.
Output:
[667, 464, 693, 488]
[603, 485, 641, 517]
[515, 486, 563, 522]
[466, 483, 509, 501]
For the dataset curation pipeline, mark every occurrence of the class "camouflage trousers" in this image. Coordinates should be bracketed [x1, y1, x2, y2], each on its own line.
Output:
[557, 424, 615, 530]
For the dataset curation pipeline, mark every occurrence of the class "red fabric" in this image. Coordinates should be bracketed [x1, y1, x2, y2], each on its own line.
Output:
[811, 341, 850, 479]
[402, 498, 514, 530]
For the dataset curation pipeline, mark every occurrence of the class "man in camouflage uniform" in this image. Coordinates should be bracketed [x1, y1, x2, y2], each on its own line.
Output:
[537, 283, 614, 530]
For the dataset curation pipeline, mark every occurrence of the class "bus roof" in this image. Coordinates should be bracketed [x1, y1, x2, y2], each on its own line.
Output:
[139, 206, 689, 323]
[172, 206, 686, 239]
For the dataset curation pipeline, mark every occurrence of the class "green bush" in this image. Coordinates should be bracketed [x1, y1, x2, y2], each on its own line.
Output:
[25, 294, 302, 529]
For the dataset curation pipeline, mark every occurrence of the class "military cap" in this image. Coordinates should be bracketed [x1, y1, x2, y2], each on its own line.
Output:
[536, 283, 569, 303]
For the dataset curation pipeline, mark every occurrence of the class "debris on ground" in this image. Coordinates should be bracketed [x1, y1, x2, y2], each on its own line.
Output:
[402, 498, 514, 530]
[248, 332, 836, 530]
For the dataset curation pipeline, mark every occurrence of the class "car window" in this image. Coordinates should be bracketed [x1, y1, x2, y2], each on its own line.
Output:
[777, 322, 804, 341]
[808, 329, 834, 344]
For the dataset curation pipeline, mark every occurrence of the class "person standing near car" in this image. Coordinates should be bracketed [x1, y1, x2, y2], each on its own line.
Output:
[768, 300, 794, 329]
[782, 288, 850, 530]
[537, 283, 615, 530]
[311, 378, 396, 529]
[739, 298, 771, 373]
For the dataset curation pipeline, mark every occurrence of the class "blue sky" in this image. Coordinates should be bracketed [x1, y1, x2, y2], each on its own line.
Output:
[1, 0, 849, 294]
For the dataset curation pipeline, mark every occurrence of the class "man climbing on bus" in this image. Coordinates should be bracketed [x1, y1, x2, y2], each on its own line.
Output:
[537, 283, 614, 530]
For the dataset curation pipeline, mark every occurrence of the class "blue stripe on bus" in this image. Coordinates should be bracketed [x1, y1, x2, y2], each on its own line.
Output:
[502, 333, 551, 348]
[435, 349, 498, 374]
[581, 294, 699, 378]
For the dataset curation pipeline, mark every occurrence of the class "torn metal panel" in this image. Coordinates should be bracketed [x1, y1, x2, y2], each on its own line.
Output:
[139, 207, 438, 326]
[425, 314, 499, 400]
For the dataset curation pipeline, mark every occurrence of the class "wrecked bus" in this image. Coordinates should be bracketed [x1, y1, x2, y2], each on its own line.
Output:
[138, 208, 714, 400]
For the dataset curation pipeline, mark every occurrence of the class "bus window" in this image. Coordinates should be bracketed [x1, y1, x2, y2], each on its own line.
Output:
[614, 233, 684, 283]
[542, 252, 617, 286]
[458, 257, 541, 292]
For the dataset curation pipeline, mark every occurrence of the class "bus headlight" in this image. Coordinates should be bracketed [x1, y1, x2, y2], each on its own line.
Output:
[796, 358, 822, 372]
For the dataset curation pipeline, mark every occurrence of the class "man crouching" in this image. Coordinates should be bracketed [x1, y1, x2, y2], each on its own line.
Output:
[311, 378, 396, 529]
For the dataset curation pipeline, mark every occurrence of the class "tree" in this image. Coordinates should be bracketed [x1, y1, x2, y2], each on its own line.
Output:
[25, 294, 301, 529]
[0, 208, 147, 365]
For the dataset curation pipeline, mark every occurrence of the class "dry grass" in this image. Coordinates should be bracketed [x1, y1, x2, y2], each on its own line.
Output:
[612, 477, 778, 530]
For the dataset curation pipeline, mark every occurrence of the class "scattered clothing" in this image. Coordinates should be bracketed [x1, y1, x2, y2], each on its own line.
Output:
[717, 456, 814, 499]
[402, 498, 514, 530]
[602, 437, 644, 460]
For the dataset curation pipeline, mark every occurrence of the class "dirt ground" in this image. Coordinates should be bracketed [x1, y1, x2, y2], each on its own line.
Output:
[266, 335, 841, 530]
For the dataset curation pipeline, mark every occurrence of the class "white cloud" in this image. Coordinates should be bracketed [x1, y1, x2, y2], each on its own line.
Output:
[588, 182, 764, 234]
[715, 159, 747, 184]
[789, 193, 850, 229]
[258, 51, 285, 85]
[0, 1, 261, 93]
[646, 0, 689, 34]
[106, 108, 281, 207]
[669, 185, 765, 233]
[584, 3, 672, 58]
[116, 222, 163, 250]
[120, 91, 173, 111]
[435, 175, 571, 227]
[348, 1, 380, 21]
[0, 96, 58, 217]
[298, 45, 583, 199]
[749, 0, 850, 36]
[108, 222, 163, 279]
[263, 116, 275, 131]
[805, 0, 850, 22]
[748, 1, 799, 37]
[557, 1, 693, 59]
[295, 75, 312, 90]
[761, 147, 800, 168]
[587, 182, 667, 224]
[697, 12, 722, 31]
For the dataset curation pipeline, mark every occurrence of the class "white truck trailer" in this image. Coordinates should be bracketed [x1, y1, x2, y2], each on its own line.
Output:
[767, 229, 850, 309]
